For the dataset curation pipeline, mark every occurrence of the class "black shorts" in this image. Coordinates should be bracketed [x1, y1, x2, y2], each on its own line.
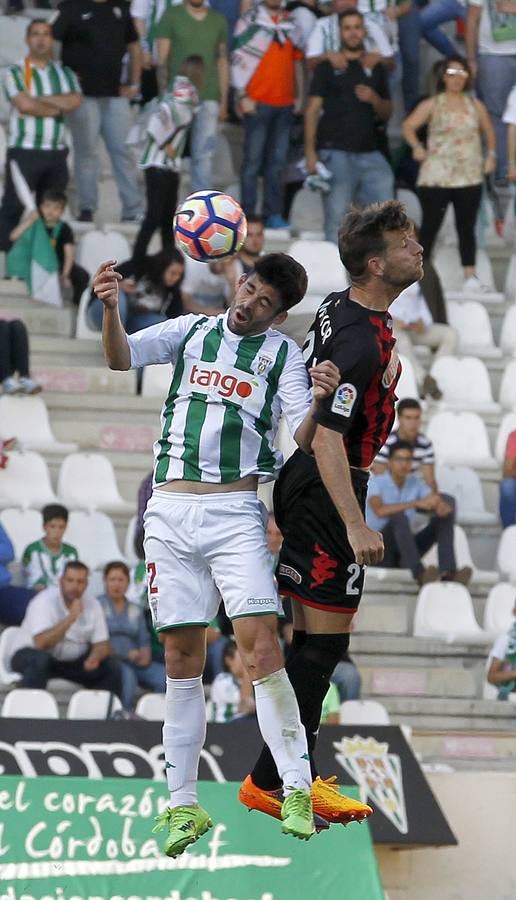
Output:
[274, 450, 369, 613]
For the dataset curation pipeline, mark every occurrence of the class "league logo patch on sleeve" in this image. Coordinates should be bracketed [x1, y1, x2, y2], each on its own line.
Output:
[331, 383, 357, 417]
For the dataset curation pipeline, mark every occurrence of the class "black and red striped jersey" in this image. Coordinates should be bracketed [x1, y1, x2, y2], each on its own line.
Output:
[303, 288, 401, 468]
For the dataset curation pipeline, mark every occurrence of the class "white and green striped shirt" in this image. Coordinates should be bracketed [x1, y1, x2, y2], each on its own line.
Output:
[4, 59, 80, 151]
[128, 312, 313, 484]
[130, 0, 180, 54]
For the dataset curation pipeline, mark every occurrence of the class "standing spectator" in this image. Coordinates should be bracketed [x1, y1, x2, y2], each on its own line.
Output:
[52, 0, 143, 223]
[0, 318, 41, 395]
[232, 0, 304, 227]
[237, 215, 265, 274]
[156, 0, 229, 192]
[0, 522, 35, 627]
[0, 19, 81, 250]
[500, 430, 516, 528]
[209, 640, 255, 722]
[403, 56, 496, 292]
[131, 0, 179, 103]
[487, 599, 516, 700]
[306, 0, 396, 69]
[98, 561, 165, 709]
[374, 397, 439, 489]
[397, 0, 421, 113]
[305, 10, 394, 243]
[22, 503, 78, 592]
[504, 83, 516, 185]
[180, 254, 238, 314]
[366, 440, 472, 584]
[10, 561, 123, 697]
[420, 0, 467, 59]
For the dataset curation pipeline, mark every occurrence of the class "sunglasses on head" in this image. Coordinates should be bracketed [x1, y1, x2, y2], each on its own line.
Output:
[445, 67, 468, 76]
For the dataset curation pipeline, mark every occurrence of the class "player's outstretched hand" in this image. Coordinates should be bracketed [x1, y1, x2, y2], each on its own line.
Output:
[92, 260, 122, 309]
[309, 360, 340, 400]
[347, 522, 384, 567]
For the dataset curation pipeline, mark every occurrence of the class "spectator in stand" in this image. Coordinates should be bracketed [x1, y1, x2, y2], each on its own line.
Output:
[504, 84, 516, 186]
[9, 190, 89, 306]
[98, 561, 165, 709]
[130, 0, 175, 103]
[134, 470, 154, 560]
[487, 598, 516, 700]
[52, 0, 143, 223]
[209, 639, 255, 722]
[420, 0, 467, 59]
[10, 560, 123, 697]
[181, 254, 238, 315]
[0, 19, 81, 250]
[306, 0, 396, 70]
[374, 397, 439, 489]
[319, 681, 341, 724]
[0, 522, 35, 627]
[0, 318, 41, 395]
[237, 215, 265, 275]
[330, 649, 362, 702]
[403, 56, 496, 293]
[87, 248, 185, 332]
[366, 440, 472, 585]
[22, 503, 78, 592]
[397, 0, 421, 113]
[500, 430, 516, 528]
[304, 10, 394, 243]
[156, 0, 229, 192]
[232, 0, 304, 228]
[388, 278, 458, 400]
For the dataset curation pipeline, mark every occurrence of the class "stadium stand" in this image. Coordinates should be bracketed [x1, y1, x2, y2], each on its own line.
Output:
[1, 687, 59, 718]
[135, 692, 166, 721]
[339, 699, 391, 726]
[66, 689, 123, 720]
[413, 582, 493, 645]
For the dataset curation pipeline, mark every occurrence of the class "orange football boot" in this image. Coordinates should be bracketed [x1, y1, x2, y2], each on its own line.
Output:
[238, 775, 330, 832]
[311, 776, 373, 825]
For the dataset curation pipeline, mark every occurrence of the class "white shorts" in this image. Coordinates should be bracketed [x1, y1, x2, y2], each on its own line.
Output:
[143, 490, 281, 631]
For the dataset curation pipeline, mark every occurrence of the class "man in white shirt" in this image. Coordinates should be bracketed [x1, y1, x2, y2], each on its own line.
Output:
[181, 255, 239, 315]
[306, 0, 395, 66]
[10, 560, 123, 698]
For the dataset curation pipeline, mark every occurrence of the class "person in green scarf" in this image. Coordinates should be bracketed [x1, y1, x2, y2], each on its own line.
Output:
[487, 599, 516, 700]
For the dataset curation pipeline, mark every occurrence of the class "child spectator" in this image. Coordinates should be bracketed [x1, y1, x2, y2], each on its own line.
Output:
[500, 430, 516, 529]
[0, 521, 35, 626]
[0, 317, 41, 395]
[22, 503, 78, 591]
[209, 639, 255, 722]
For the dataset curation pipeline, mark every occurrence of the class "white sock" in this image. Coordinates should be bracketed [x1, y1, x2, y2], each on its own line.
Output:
[252, 668, 312, 794]
[162, 675, 206, 808]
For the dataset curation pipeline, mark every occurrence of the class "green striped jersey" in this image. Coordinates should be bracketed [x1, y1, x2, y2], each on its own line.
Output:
[4, 60, 80, 151]
[128, 312, 313, 484]
[22, 539, 79, 590]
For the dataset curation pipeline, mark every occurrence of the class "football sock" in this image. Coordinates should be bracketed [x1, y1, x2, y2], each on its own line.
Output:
[162, 675, 206, 808]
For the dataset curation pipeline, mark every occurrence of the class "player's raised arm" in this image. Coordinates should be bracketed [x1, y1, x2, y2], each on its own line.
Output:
[92, 260, 131, 371]
[293, 360, 341, 453]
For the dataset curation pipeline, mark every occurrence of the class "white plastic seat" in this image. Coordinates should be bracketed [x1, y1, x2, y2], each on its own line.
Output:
[499, 359, 516, 410]
[124, 515, 139, 566]
[1, 687, 59, 718]
[495, 412, 516, 464]
[135, 693, 166, 721]
[446, 300, 501, 358]
[57, 453, 133, 514]
[429, 356, 499, 413]
[279, 292, 322, 347]
[0, 508, 42, 561]
[66, 689, 122, 719]
[497, 525, 516, 581]
[289, 240, 348, 295]
[499, 305, 516, 355]
[483, 583, 516, 634]
[64, 510, 124, 571]
[0, 451, 58, 509]
[413, 582, 492, 644]
[339, 699, 390, 725]
[0, 16, 31, 67]
[0, 395, 77, 453]
[396, 354, 419, 402]
[435, 246, 500, 300]
[75, 286, 100, 341]
[434, 465, 496, 525]
[141, 364, 174, 397]
[426, 411, 494, 468]
[422, 524, 497, 585]
[0, 627, 23, 685]
[76, 230, 131, 277]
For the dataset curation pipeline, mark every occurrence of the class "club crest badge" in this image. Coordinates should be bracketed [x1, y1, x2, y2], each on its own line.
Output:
[334, 735, 408, 834]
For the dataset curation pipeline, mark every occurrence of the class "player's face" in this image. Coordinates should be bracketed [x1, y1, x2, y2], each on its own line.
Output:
[60, 568, 89, 603]
[381, 229, 424, 289]
[228, 273, 287, 336]
[105, 567, 130, 601]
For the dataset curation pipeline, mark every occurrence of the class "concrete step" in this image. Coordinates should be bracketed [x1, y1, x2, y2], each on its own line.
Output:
[412, 729, 516, 769]
[32, 334, 105, 367]
[33, 365, 137, 396]
[378, 696, 516, 731]
[0, 301, 73, 337]
[351, 633, 490, 662]
[359, 592, 497, 640]
[359, 665, 479, 699]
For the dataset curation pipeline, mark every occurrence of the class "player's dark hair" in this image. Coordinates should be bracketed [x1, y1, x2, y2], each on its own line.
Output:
[338, 8, 364, 24]
[103, 560, 130, 580]
[42, 503, 69, 525]
[389, 439, 413, 459]
[63, 560, 89, 576]
[40, 189, 67, 207]
[397, 398, 422, 415]
[252, 253, 308, 312]
[338, 201, 411, 281]
[27, 18, 51, 37]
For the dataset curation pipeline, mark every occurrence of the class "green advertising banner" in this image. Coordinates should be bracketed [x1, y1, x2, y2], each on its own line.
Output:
[0, 776, 383, 900]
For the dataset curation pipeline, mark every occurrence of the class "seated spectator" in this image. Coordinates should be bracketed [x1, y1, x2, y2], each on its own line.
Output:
[500, 430, 516, 529]
[388, 280, 458, 400]
[97, 561, 165, 710]
[374, 397, 438, 489]
[487, 598, 516, 701]
[0, 521, 35, 627]
[331, 649, 361, 702]
[0, 318, 41, 395]
[8, 191, 90, 307]
[366, 440, 472, 585]
[22, 503, 78, 591]
[181, 255, 238, 316]
[237, 215, 265, 275]
[210, 639, 255, 722]
[10, 561, 123, 698]
[87, 249, 185, 333]
[320, 681, 341, 724]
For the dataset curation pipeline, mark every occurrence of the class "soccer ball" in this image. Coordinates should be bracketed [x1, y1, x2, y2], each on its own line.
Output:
[174, 191, 247, 262]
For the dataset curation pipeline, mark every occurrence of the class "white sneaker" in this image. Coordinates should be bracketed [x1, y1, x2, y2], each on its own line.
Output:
[18, 376, 42, 395]
[463, 276, 491, 293]
[2, 376, 21, 394]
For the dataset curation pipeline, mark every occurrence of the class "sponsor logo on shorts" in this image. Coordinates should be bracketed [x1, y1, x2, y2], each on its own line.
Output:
[247, 597, 275, 606]
[331, 383, 357, 418]
[278, 564, 302, 584]
[189, 363, 258, 400]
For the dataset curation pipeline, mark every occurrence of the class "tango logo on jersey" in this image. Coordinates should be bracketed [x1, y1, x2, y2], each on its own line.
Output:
[189, 364, 256, 399]
[310, 543, 338, 589]
[382, 346, 400, 389]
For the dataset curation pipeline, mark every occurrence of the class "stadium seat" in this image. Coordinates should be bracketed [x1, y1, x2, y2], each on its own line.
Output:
[483, 583, 516, 635]
[1, 687, 59, 718]
[446, 300, 501, 359]
[396, 354, 419, 402]
[422, 524, 497, 584]
[280, 292, 322, 346]
[497, 525, 516, 582]
[0, 627, 23, 685]
[426, 411, 495, 468]
[495, 412, 516, 463]
[57, 453, 133, 514]
[76, 230, 131, 278]
[75, 287, 100, 341]
[0, 451, 58, 510]
[0, 16, 31, 67]
[434, 465, 497, 525]
[124, 515, 139, 566]
[141, 363, 174, 397]
[429, 356, 499, 413]
[339, 699, 390, 725]
[434, 246, 499, 300]
[64, 510, 124, 571]
[66, 689, 123, 719]
[413, 582, 492, 644]
[499, 305, 516, 355]
[499, 359, 516, 410]
[135, 693, 166, 721]
[0, 395, 77, 453]
[0, 508, 41, 561]
[503, 252, 516, 301]
[289, 240, 348, 295]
